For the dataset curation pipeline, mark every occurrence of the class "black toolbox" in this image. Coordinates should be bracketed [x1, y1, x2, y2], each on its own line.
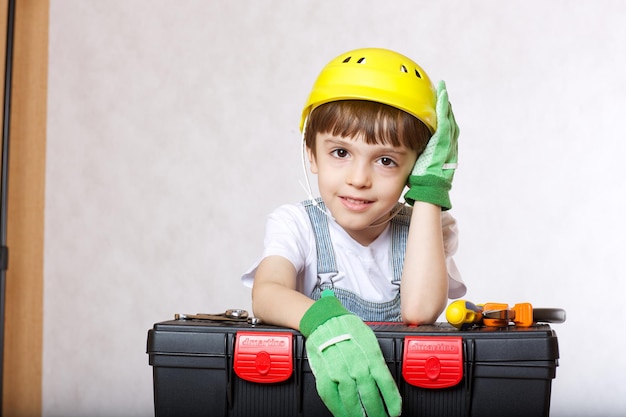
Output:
[147, 319, 559, 417]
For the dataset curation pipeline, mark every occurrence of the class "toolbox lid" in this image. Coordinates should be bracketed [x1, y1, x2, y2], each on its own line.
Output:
[147, 320, 559, 372]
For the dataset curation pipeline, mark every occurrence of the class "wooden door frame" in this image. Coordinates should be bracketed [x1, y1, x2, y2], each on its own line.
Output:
[1, 0, 49, 415]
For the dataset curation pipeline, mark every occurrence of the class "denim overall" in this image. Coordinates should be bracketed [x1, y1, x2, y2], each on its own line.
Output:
[303, 198, 411, 322]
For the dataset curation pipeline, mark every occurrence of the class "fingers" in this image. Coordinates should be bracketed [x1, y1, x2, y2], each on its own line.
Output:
[315, 373, 351, 417]
[345, 321, 402, 416]
[312, 346, 354, 417]
[436, 80, 459, 138]
[335, 374, 364, 417]
[355, 377, 387, 417]
[437, 79, 447, 94]
[371, 366, 403, 416]
[436, 86, 450, 120]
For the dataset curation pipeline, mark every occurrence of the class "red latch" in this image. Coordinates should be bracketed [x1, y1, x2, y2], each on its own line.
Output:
[234, 331, 293, 383]
[402, 336, 463, 389]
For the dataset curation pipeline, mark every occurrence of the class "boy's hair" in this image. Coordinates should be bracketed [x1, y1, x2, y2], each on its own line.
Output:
[304, 100, 431, 157]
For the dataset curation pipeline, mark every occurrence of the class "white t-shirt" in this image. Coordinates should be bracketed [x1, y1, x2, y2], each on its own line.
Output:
[241, 202, 466, 302]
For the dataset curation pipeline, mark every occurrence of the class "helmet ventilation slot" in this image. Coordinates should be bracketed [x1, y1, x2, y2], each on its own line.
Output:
[341, 56, 367, 64]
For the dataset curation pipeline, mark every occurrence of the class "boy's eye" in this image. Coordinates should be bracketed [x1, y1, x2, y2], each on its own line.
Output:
[379, 157, 397, 167]
[331, 149, 349, 158]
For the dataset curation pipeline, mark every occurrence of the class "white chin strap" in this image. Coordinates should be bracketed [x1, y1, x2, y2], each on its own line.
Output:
[299, 116, 334, 220]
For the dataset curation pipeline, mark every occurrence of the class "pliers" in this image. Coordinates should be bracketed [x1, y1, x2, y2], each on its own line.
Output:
[175, 309, 261, 325]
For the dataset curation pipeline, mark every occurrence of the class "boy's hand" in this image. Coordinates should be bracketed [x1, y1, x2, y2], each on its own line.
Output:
[300, 290, 402, 417]
[404, 80, 459, 210]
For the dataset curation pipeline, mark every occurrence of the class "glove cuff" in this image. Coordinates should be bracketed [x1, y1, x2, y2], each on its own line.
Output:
[300, 290, 350, 338]
[404, 175, 452, 210]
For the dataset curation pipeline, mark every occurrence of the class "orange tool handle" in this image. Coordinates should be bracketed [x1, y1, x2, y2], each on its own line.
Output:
[483, 302, 534, 327]
[511, 303, 534, 327]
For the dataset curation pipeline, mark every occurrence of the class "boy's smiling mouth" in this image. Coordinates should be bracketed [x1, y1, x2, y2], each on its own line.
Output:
[340, 196, 374, 210]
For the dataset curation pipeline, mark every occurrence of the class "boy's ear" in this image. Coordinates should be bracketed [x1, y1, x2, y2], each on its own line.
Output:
[307, 147, 319, 174]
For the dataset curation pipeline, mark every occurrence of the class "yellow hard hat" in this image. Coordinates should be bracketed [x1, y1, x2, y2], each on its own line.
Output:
[300, 48, 437, 133]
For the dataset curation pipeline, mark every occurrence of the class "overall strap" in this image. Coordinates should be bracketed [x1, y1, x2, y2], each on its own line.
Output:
[302, 198, 338, 275]
[389, 204, 412, 284]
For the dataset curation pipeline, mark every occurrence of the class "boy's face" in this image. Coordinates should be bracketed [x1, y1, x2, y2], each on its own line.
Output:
[308, 132, 418, 246]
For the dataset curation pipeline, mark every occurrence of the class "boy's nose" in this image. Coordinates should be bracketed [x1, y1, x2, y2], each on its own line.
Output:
[346, 162, 372, 188]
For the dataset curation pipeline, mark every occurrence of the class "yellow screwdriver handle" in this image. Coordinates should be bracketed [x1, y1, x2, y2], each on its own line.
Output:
[446, 300, 483, 329]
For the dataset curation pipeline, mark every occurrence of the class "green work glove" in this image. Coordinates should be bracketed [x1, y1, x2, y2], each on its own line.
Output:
[404, 80, 459, 210]
[300, 290, 402, 417]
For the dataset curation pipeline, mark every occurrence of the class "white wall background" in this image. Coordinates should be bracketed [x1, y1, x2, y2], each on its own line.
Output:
[44, 1, 626, 416]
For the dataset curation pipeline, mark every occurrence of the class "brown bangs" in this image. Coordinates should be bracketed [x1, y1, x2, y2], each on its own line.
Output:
[304, 100, 431, 155]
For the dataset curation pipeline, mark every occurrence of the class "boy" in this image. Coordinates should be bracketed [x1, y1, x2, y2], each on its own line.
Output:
[242, 48, 466, 417]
